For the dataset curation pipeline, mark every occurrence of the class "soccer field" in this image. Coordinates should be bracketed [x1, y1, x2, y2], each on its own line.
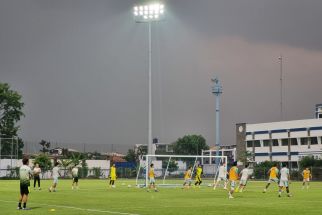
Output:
[0, 179, 321, 215]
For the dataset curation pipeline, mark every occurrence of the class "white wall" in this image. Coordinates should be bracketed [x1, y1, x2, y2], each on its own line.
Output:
[247, 118, 322, 132]
[0, 159, 111, 178]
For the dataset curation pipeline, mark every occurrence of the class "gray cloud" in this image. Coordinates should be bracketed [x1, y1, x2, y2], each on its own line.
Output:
[168, 0, 322, 51]
[1, 0, 322, 153]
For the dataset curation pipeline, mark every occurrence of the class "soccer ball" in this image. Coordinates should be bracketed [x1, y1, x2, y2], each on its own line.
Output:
[127, 185, 132, 188]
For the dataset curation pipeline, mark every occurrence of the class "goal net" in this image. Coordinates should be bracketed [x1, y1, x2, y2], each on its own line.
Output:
[135, 154, 227, 187]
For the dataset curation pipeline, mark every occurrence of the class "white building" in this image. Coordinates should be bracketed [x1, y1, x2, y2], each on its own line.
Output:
[239, 118, 322, 168]
[316, 103, 322, 119]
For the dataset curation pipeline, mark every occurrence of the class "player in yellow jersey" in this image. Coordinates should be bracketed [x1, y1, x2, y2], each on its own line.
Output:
[263, 163, 279, 193]
[194, 164, 203, 188]
[109, 163, 117, 188]
[302, 167, 312, 189]
[148, 163, 158, 192]
[183, 166, 192, 189]
[228, 161, 239, 199]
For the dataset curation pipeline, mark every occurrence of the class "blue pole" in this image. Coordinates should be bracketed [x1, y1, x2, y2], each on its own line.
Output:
[215, 93, 220, 158]
[212, 77, 223, 165]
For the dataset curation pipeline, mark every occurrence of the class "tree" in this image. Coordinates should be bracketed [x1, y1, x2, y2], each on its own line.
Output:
[239, 150, 254, 165]
[172, 134, 209, 155]
[62, 148, 69, 157]
[80, 159, 88, 178]
[60, 159, 72, 177]
[69, 153, 82, 166]
[299, 156, 322, 169]
[39, 140, 51, 153]
[162, 159, 179, 173]
[125, 149, 136, 162]
[0, 83, 24, 158]
[136, 145, 147, 160]
[125, 146, 148, 163]
[34, 154, 52, 171]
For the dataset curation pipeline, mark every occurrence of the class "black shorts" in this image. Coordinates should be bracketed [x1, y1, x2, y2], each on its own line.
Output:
[20, 184, 29, 195]
[73, 177, 79, 183]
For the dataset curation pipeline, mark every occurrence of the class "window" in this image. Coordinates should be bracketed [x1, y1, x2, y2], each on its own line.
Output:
[291, 138, 298, 145]
[301, 138, 308, 145]
[166, 145, 174, 152]
[311, 137, 318, 145]
[281, 139, 288, 146]
[246, 141, 252, 148]
[254, 140, 261, 147]
[263, 140, 270, 147]
[272, 139, 279, 146]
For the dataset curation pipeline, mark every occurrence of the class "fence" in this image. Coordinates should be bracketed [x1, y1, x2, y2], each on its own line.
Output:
[251, 167, 322, 181]
[2, 166, 322, 181]
[0, 138, 19, 159]
[0, 167, 138, 180]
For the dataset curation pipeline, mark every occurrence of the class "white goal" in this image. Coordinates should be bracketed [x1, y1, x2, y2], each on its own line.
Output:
[135, 154, 227, 187]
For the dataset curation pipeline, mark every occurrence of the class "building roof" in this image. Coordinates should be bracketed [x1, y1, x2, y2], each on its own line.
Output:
[110, 156, 126, 163]
[246, 118, 322, 132]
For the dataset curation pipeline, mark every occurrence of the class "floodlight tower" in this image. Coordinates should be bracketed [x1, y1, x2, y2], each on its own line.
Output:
[212, 77, 223, 160]
[133, 2, 165, 156]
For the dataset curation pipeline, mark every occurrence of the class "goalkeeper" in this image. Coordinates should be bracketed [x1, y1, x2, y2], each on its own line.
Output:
[194, 164, 203, 188]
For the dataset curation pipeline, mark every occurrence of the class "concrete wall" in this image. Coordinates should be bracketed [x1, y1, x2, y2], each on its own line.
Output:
[236, 123, 246, 162]
[0, 159, 110, 178]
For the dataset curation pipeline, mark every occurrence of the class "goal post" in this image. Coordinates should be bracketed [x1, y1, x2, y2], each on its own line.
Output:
[136, 154, 227, 187]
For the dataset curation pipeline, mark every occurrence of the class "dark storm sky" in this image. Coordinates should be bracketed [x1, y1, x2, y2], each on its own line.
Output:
[1, 0, 322, 152]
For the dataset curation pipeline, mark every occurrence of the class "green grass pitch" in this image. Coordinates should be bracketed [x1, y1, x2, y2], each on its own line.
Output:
[0, 179, 321, 215]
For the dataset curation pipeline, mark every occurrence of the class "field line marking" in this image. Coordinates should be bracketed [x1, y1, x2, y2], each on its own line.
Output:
[0, 200, 140, 215]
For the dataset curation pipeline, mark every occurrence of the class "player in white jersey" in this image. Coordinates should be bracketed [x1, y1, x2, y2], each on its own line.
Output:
[49, 162, 60, 192]
[17, 157, 33, 210]
[278, 164, 292, 197]
[236, 165, 250, 193]
[72, 166, 79, 190]
[33, 163, 41, 190]
[213, 162, 228, 190]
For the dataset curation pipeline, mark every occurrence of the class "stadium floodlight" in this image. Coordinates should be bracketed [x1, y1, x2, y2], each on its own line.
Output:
[133, 2, 165, 160]
[133, 2, 165, 22]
